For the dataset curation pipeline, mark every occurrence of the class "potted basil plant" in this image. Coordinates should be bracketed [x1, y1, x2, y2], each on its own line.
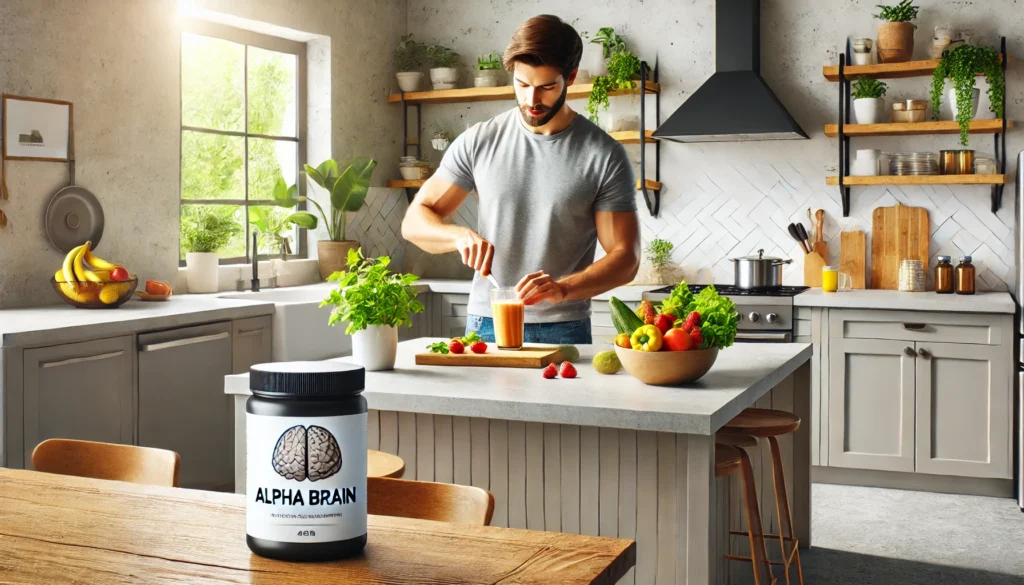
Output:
[321, 248, 424, 371]
[180, 206, 242, 293]
[852, 77, 887, 124]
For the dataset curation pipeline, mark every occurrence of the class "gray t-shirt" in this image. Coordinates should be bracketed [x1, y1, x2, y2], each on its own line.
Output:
[436, 108, 637, 323]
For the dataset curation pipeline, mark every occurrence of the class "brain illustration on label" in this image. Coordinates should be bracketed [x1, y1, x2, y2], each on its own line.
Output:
[272, 425, 342, 482]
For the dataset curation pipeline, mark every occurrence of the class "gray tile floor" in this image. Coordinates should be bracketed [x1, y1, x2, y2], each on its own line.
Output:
[794, 483, 1024, 585]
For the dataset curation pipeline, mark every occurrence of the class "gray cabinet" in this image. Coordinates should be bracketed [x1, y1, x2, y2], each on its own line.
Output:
[231, 316, 272, 374]
[22, 336, 134, 467]
[435, 293, 469, 339]
[138, 322, 233, 490]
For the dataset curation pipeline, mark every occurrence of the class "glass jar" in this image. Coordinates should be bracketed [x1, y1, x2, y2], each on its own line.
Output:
[974, 156, 997, 175]
[955, 256, 975, 295]
[935, 256, 954, 294]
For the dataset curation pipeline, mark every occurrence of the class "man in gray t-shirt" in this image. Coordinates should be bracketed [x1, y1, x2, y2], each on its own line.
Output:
[401, 15, 640, 345]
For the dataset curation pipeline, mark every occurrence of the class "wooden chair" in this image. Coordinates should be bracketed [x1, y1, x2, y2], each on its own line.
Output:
[31, 439, 181, 488]
[368, 476, 495, 526]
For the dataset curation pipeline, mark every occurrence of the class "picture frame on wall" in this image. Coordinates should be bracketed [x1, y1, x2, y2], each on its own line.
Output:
[2, 94, 72, 162]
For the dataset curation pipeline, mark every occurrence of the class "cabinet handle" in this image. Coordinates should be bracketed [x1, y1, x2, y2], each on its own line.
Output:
[917, 348, 932, 359]
[140, 332, 230, 353]
[901, 323, 927, 330]
[903, 346, 916, 357]
[41, 350, 124, 369]
[235, 328, 264, 338]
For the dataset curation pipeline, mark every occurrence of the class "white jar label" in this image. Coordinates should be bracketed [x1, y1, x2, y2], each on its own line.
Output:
[246, 412, 367, 543]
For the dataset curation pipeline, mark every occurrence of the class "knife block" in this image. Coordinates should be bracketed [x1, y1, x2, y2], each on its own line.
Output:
[803, 243, 828, 287]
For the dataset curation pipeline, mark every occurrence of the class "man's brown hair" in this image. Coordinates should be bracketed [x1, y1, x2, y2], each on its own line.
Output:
[502, 15, 583, 77]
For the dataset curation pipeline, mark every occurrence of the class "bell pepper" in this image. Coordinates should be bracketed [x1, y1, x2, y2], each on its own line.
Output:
[630, 324, 663, 352]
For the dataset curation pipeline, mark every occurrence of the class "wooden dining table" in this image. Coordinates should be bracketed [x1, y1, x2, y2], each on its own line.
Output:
[0, 468, 634, 584]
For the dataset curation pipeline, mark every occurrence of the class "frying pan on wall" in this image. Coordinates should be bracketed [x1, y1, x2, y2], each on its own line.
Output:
[44, 136, 104, 254]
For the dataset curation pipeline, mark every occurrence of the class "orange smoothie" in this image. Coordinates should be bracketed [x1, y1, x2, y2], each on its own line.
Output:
[492, 300, 525, 349]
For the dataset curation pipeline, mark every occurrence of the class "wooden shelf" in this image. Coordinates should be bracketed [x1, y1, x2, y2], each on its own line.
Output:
[387, 81, 660, 104]
[389, 178, 663, 192]
[610, 130, 656, 144]
[638, 179, 662, 191]
[826, 174, 1007, 186]
[824, 119, 1012, 137]
[823, 55, 1009, 82]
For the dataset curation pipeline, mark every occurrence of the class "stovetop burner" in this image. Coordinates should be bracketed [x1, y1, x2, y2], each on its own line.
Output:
[649, 284, 810, 297]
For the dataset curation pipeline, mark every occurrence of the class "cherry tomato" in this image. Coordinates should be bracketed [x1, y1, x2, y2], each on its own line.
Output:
[110, 267, 130, 282]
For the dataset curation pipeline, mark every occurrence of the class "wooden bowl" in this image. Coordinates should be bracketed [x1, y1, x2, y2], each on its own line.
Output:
[614, 346, 719, 386]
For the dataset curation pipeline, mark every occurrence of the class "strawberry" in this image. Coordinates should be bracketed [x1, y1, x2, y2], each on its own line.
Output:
[542, 363, 558, 379]
[654, 313, 676, 334]
[559, 361, 578, 379]
[448, 339, 465, 354]
[682, 311, 701, 333]
[636, 301, 657, 325]
[690, 326, 703, 348]
[470, 341, 487, 354]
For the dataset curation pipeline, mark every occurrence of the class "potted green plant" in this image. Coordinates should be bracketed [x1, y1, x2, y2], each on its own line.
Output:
[930, 44, 1005, 146]
[431, 129, 454, 151]
[639, 238, 683, 284]
[852, 77, 888, 124]
[297, 157, 378, 280]
[394, 34, 429, 92]
[180, 206, 242, 293]
[874, 1, 919, 63]
[321, 248, 424, 371]
[474, 51, 504, 87]
[585, 27, 645, 126]
[427, 44, 461, 90]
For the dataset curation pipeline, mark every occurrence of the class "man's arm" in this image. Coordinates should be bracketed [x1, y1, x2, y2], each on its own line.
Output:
[516, 210, 640, 304]
[400, 175, 495, 276]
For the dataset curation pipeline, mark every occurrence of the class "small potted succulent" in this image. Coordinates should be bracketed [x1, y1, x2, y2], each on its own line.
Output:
[874, 1, 919, 63]
[931, 44, 1005, 146]
[394, 34, 429, 92]
[321, 248, 424, 371]
[852, 77, 887, 124]
[428, 44, 461, 90]
[474, 51, 504, 87]
[180, 206, 242, 293]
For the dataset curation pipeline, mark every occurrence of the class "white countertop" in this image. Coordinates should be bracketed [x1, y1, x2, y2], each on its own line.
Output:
[793, 288, 1015, 314]
[225, 338, 812, 435]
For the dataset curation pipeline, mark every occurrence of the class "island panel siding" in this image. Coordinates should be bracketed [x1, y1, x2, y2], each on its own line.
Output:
[416, 413, 434, 482]
[471, 417, 490, 492]
[398, 411, 417, 479]
[369, 374, 805, 585]
[367, 410, 380, 451]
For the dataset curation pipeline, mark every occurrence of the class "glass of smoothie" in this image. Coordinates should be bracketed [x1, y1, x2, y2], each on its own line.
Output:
[490, 288, 524, 350]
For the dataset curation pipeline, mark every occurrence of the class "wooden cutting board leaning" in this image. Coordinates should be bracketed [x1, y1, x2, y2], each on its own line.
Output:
[415, 346, 566, 368]
[870, 203, 929, 290]
[840, 230, 867, 289]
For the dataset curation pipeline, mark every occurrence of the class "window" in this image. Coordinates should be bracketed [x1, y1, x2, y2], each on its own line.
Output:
[180, 20, 306, 263]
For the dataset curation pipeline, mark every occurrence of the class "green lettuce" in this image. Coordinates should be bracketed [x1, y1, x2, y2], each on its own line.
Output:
[657, 282, 738, 349]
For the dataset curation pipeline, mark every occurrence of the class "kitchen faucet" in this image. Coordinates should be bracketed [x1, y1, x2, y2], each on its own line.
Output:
[251, 229, 260, 292]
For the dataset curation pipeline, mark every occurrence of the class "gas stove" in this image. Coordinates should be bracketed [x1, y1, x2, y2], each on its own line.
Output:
[644, 284, 809, 343]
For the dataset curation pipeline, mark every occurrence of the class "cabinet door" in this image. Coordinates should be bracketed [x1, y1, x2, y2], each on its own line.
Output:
[23, 336, 134, 466]
[915, 342, 1012, 478]
[138, 322, 233, 490]
[828, 337, 915, 472]
[231, 316, 272, 374]
[441, 317, 468, 339]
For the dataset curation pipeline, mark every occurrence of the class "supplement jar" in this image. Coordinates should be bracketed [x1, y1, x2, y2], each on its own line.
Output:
[246, 361, 368, 561]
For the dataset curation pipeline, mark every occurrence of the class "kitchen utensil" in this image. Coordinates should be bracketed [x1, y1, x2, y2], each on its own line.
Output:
[871, 203, 930, 289]
[812, 209, 829, 268]
[839, 231, 867, 289]
[795, 223, 811, 251]
[486, 274, 500, 289]
[45, 176, 105, 254]
[51, 277, 138, 309]
[730, 249, 791, 289]
[806, 209, 814, 241]
[788, 223, 809, 254]
[614, 346, 719, 386]
[415, 345, 566, 368]
[898, 259, 926, 292]
[803, 249, 827, 287]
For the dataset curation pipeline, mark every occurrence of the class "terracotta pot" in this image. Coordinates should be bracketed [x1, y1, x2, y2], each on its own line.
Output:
[877, 22, 915, 63]
[317, 240, 360, 280]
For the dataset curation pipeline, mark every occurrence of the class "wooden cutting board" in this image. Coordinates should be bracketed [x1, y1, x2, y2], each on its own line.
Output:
[871, 203, 929, 290]
[840, 230, 867, 289]
[415, 346, 566, 368]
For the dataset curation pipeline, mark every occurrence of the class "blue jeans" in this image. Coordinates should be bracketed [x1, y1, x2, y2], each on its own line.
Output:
[466, 315, 592, 345]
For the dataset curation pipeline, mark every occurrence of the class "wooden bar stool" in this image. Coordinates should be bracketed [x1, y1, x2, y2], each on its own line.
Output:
[723, 408, 804, 585]
[368, 450, 405, 478]
[715, 443, 774, 585]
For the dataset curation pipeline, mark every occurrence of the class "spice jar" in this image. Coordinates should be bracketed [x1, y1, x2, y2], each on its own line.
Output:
[935, 256, 954, 294]
[955, 256, 975, 295]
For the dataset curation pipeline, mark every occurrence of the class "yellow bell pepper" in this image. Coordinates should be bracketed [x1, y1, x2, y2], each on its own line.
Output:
[630, 324, 663, 352]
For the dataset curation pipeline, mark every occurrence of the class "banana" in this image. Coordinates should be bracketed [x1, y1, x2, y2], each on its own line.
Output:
[54, 269, 67, 283]
[62, 244, 85, 290]
[83, 269, 112, 283]
[72, 241, 92, 283]
[84, 247, 119, 271]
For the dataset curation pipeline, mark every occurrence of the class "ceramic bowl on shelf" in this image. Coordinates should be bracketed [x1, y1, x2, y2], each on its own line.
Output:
[614, 346, 719, 386]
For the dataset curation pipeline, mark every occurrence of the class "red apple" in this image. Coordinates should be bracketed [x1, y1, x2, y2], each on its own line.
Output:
[110, 266, 130, 282]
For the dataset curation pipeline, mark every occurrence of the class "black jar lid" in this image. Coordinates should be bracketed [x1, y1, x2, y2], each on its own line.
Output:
[250, 361, 365, 397]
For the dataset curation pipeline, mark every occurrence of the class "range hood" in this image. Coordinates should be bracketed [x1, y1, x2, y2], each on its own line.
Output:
[653, 0, 808, 142]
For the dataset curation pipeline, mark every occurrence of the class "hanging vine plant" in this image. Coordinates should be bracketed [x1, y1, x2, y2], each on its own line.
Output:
[583, 27, 645, 123]
[930, 45, 1004, 146]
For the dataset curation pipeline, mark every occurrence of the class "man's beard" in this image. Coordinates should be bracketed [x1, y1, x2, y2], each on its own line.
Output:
[518, 83, 568, 127]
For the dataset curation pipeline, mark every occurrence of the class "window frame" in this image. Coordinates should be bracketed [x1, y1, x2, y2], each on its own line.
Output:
[179, 19, 308, 265]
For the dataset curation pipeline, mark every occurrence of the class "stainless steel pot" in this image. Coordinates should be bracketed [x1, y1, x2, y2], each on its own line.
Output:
[729, 249, 792, 289]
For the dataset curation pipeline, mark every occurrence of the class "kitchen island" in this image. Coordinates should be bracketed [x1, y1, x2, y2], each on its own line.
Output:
[225, 339, 813, 585]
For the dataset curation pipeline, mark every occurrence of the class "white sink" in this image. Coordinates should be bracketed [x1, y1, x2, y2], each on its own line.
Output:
[220, 284, 350, 362]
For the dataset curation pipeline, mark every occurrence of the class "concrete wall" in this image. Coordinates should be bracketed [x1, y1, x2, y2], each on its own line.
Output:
[403, 0, 1023, 290]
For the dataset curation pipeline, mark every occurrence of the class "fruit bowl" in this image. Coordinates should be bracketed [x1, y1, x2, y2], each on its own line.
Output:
[51, 277, 138, 309]
[614, 345, 719, 386]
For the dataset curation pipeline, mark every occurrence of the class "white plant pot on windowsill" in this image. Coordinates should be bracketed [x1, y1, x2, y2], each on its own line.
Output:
[185, 252, 220, 293]
[351, 325, 398, 371]
[853, 97, 885, 124]
[430, 67, 459, 90]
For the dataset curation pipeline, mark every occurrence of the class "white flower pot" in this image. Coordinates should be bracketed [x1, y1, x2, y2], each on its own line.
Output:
[431, 137, 451, 150]
[185, 252, 219, 293]
[473, 69, 504, 87]
[949, 87, 980, 120]
[430, 67, 459, 90]
[853, 97, 885, 124]
[351, 325, 398, 371]
[395, 71, 423, 92]
[581, 43, 606, 77]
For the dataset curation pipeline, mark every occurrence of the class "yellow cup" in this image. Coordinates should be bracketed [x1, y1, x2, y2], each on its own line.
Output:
[822, 266, 839, 292]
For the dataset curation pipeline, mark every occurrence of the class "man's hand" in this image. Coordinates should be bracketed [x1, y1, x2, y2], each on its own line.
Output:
[515, 270, 568, 305]
[455, 230, 495, 276]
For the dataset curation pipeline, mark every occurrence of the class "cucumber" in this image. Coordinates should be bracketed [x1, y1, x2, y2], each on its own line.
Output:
[609, 297, 645, 335]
